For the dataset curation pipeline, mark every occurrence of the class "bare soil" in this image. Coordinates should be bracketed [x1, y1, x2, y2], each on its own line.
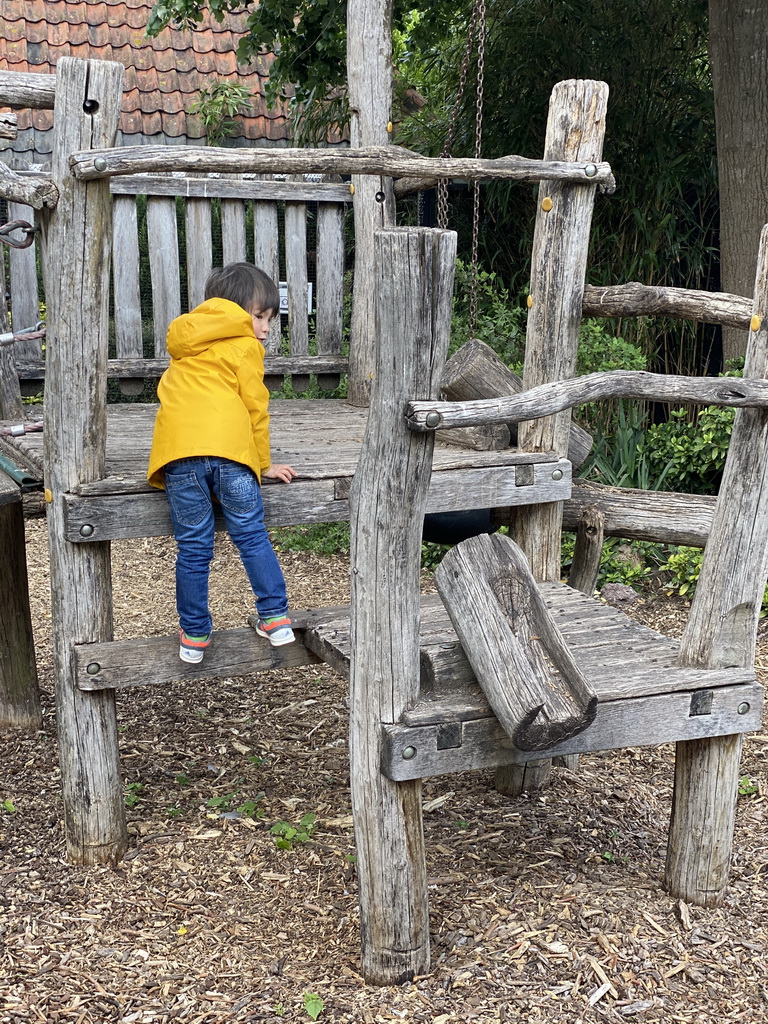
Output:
[2, 519, 768, 1023]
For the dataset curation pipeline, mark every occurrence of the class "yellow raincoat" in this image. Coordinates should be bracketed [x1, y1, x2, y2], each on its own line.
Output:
[147, 298, 271, 489]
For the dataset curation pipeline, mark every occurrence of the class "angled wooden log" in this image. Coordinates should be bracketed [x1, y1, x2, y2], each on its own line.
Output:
[441, 338, 593, 467]
[583, 282, 752, 330]
[435, 534, 597, 751]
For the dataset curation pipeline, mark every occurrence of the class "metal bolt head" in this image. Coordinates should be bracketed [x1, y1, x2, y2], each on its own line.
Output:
[584, 163, 597, 178]
[375, 191, 386, 203]
[738, 702, 751, 715]
[551, 469, 563, 481]
[402, 745, 417, 760]
[94, 157, 108, 172]
[86, 662, 101, 675]
[79, 524, 95, 537]
[425, 411, 442, 429]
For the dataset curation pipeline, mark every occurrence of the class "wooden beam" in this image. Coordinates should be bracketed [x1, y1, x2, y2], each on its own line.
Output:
[70, 144, 614, 187]
[0, 70, 56, 109]
[39, 58, 127, 867]
[109, 175, 354, 203]
[407, 370, 768, 431]
[567, 504, 605, 597]
[0, 165, 58, 210]
[583, 282, 751, 329]
[348, 228, 456, 984]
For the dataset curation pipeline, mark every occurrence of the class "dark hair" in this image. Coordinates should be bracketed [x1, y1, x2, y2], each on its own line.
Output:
[204, 262, 279, 314]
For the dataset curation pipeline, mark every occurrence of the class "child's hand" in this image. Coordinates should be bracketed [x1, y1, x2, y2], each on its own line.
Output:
[263, 463, 297, 483]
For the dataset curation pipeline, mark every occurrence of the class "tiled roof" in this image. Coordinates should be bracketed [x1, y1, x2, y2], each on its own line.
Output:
[0, 0, 290, 163]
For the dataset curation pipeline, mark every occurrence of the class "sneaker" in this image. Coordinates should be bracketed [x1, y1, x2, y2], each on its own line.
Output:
[253, 615, 295, 647]
[179, 629, 212, 664]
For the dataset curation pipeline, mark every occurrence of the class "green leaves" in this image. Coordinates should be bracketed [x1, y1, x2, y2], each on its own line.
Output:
[270, 811, 317, 850]
[303, 992, 324, 1020]
[190, 80, 253, 146]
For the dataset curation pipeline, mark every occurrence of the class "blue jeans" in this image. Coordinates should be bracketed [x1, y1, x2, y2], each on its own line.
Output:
[163, 456, 288, 636]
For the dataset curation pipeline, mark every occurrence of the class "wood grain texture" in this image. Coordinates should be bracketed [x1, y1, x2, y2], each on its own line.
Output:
[583, 282, 752, 329]
[109, 176, 355, 203]
[435, 535, 597, 751]
[348, 227, 456, 984]
[39, 57, 127, 866]
[568, 504, 605, 596]
[146, 196, 180, 359]
[512, 79, 609, 582]
[0, 70, 56, 109]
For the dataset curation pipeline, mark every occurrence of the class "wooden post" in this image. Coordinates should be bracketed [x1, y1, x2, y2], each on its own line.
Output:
[346, 0, 395, 407]
[498, 80, 608, 798]
[39, 58, 128, 865]
[349, 226, 456, 983]
[0, 472, 41, 731]
[568, 504, 605, 596]
[666, 225, 768, 906]
[0, 244, 24, 421]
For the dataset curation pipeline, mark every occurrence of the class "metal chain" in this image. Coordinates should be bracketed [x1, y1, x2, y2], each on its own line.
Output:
[0, 220, 37, 249]
[468, 0, 487, 335]
[436, 4, 480, 229]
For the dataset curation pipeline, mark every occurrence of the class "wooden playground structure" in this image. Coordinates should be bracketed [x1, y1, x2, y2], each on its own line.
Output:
[1, 27, 767, 985]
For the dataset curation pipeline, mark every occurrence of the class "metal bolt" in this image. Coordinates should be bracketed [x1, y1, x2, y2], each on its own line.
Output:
[551, 469, 563, 481]
[425, 411, 442, 428]
[93, 157, 107, 172]
[738, 702, 751, 715]
[375, 191, 386, 203]
[86, 662, 101, 675]
[584, 163, 597, 178]
[79, 524, 95, 537]
[402, 746, 417, 760]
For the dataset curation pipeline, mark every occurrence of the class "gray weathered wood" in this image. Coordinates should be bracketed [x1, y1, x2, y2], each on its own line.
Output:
[8, 202, 42, 366]
[408, 369, 768, 430]
[583, 282, 752, 329]
[568, 504, 605, 596]
[348, 227, 456, 984]
[75, 628, 319, 691]
[512, 80, 609, 582]
[442, 339, 593, 467]
[435, 535, 597, 750]
[72, 144, 614, 187]
[0, 473, 41, 731]
[146, 196, 180, 359]
[0, 249, 24, 421]
[0, 70, 56, 109]
[346, 0, 396, 408]
[666, 224, 768, 908]
[0, 166, 58, 209]
[285, 194, 310, 392]
[0, 111, 17, 139]
[185, 198, 213, 309]
[38, 57, 127, 865]
[253, 196, 282, 356]
[435, 423, 511, 451]
[112, 194, 145, 396]
[221, 189, 247, 265]
[315, 202, 345, 389]
[380, 682, 763, 781]
[110, 175, 355, 203]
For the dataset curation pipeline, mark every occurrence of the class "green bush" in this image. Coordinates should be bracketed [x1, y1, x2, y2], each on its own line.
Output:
[642, 405, 734, 495]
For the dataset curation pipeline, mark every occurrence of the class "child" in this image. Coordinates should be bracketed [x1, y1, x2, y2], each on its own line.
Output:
[147, 262, 297, 663]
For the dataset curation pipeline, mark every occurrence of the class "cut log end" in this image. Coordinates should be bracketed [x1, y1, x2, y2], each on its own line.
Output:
[514, 693, 598, 751]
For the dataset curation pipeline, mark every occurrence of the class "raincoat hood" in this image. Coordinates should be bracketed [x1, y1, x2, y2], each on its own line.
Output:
[167, 298, 254, 359]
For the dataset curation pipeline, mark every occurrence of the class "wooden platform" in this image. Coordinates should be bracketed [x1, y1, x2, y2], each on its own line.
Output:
[0, 400, 571, 540]
[303, 586, 763, 780]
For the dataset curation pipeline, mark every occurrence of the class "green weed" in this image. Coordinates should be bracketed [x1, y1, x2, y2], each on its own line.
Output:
[271, 812, 317, 851]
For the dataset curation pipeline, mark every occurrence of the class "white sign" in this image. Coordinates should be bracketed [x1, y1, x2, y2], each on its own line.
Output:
[279, 282, 313, 315]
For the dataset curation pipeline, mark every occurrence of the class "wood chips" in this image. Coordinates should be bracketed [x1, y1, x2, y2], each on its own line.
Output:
[1, 519, 767, 1022]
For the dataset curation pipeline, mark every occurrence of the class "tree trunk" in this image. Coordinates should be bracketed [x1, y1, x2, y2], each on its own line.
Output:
[709, 0, 768, 362]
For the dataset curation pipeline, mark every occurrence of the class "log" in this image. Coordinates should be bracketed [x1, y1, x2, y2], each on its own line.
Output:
[0, 70, 56, 109]
[407, 369, 768, 431]
[70, 144, 615, 187]
[583, 282, 752, 330]
[0, 111, 17, 139]
[0, 164, 58, 210]
[441, 338, 593, 467]
[510, 80, 609, 581]
[109, 175, 354, 203]
[0, 246, 24, 422]
[568, 504, 605, 596]
[39, 58, 127, 866]
[0, 472, 41, 731]
[666, 224, 768, 907]
[348, 227, 456, 984]
[435, 534, 597, 751]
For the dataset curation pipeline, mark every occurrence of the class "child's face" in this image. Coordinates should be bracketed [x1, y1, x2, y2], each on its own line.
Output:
[251, 308, 276, 343]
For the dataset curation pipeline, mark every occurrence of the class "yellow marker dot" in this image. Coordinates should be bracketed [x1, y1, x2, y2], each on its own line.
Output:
[526, 295, 533, 308]
[386, 121, 393, 134]
[541, 197, 553, 212]
[349, 183, 355, 195]
[44, 488, 53, 503]
[751, 314, 762, 332]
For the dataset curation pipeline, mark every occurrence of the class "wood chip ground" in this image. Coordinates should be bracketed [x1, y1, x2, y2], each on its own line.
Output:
[2, 519, 768, 1022]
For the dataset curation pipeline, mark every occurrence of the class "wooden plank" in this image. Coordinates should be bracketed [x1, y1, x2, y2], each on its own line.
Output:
[112, 195, 143, 360]
[380, 681, 764, 781]
[96, 355, 348, 377]
[315, 202, 345, 389]
[0, 70, 56, 109]
[0, 247, 24, 420]
[146, 195, 180, 358]
[8, 202, 42, 364]
[253, 198, 282, 356]
[185, 198, 213, 309]
[221, 193, 247, 264]
[110, 175, 355, 203]
[0, 474, 41, 731]
[347, 226, 456, 985]
[512, 80, 609, 581]
[666, 223, 768, 908]
[75, 627, 319, 691]
[284, 196, 310, 392]
[435, 535, 597, 751]
[38, 57, 127, 866]
[568, 505, 605, 596]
